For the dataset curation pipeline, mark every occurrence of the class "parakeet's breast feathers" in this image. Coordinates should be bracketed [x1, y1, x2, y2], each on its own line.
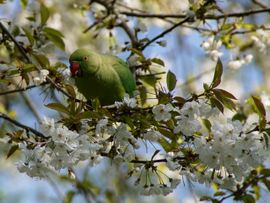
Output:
[69, 48, 136, 105]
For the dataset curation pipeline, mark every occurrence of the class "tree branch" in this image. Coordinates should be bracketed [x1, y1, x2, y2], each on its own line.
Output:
[0, 113, 47, 138]
[117, 21, 138, 48]
[179, 67, 215, 87]
[0, 22, 31, 63]
[121, 7, 270, 20]
[206, 7, 270, 19]
[120, 11, 187, 19]
[83, 15, 110, 33]
[0, 82, 48, 96]
[21, 92, 43, 123]
[131, 159, 167, 164]
[141, 16, 191, 50]
[251, 0, 268, 9]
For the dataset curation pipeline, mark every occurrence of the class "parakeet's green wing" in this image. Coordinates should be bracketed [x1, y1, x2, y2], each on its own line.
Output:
[106, 55, 136, 95]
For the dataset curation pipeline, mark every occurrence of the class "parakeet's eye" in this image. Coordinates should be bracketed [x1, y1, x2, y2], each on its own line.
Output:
[83, 56, 89, 61]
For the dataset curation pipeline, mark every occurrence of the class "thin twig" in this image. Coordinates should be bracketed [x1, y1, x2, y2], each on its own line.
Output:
[0, 22, 31, 63]
[206, 7, 270, 19]
[251, 0, 268, 9]
[117, 21, 138, 48]
[121, 7, 270, 20]
[120, 11, 187, 19]
[130, 159, 167, 164]
[0, 82, 48, 96]
[179, 67, 215, 87]
[141, 17, 191, 50]
[0, 113, 47, 138]
[46, 175, 64, 203]
[83, 15, 110, 33]
[21, 92, 43, 123]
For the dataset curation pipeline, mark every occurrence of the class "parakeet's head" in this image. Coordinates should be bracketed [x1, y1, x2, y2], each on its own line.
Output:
[69, 48, 101, 77]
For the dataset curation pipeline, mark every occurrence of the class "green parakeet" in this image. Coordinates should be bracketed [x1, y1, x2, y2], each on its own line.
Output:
[69, 48, 136, 105]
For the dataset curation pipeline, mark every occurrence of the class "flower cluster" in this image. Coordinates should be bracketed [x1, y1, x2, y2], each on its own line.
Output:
[228, 54, 253, 70]
[95, 118, 139, 163]
[17, 117, 101, 178]
[201, 36, 223, 61]
[15, 98, 269, 196]
[114, 94, 137, 108]
[33, 69, 49, 85]
[140, 178, 181, 196]
[154, 101, 266, 190]
[251, 29, 270, 53]
[193, 116, 264, 189]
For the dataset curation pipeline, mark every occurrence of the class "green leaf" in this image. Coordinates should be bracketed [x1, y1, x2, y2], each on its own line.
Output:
[242, 194, 255, 203]
[54, 62, 68, 70]
[32, 53, 50, 68]
[214, 191, 225, 197]
[46, 103, 70, 115]
[212, 89, 236, 111]
[202, 119, 212, 132]
[65, 84, 76, 98]
[159, 138, 172, 152]
[166, 70, 177, 91]
[260, 169, 270, 177]
[173, 96, 186, 107]
[232, 112, 247, 122]
[151, 58, 165, 66]
[241, 23, 257, 30]
[252, 185, 260, 200]
[12, 26, 20, 37]
[21, 71, 30, 85]
[40, 3, 50, 25]
[211, 58, 223, 88]
[250, 96, 266, 117]
[221, 23, 233, 31]
[156, 40, 167, 47]
[138, 85, 147, 105]
[20, 0, 28, 9]
[259, 117, 266, 131]
[158, 127, 174, 140]
[43, 27, 65, 50]
[203, 83, 209, 91]
[43, 27, 64, 38]
[76, 111, 94, 120]
[44, 31, 65, 50]
[221, 97, 236, 111]
[213, 88, 237, 100]
[6, 144, 19, 159]
[23, 64, 36, 72]
[263, 132, 269, 148]
[129, 48, 144, 57]
[210, 97, 224, 113]
[158, 91, 171, 104]
[26, 16, 36, 22]
[139, 75, 159, 88]
[262, 179, 270, 191]
[22, 27, 34, 45]
[64, 190, 75, 203]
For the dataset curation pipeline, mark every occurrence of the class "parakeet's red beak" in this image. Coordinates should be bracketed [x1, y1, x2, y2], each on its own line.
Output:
[70, 61, 80, 76]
